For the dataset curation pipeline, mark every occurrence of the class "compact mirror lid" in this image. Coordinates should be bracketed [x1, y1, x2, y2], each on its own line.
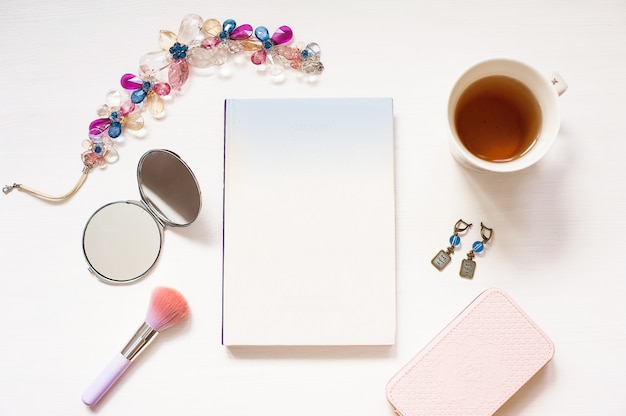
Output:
[137, 149, 202, 227]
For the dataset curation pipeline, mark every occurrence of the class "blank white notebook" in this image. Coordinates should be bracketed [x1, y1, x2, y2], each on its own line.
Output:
[222, 98, 396, 346]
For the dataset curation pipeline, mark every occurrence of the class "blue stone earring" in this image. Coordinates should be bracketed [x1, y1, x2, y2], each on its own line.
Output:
[460, 222, 493, 279]
[431, 219, 472, 271]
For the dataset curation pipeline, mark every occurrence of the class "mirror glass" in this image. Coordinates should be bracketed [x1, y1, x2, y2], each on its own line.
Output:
[138, 149, 201, 226]
[82, 149, 201, 283]
[83, 201, 163, 283]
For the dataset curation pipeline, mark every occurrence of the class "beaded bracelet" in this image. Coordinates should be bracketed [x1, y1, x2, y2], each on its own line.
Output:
[2, 14, 324, 201]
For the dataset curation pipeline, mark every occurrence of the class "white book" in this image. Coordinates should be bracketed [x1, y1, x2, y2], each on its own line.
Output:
[222, 98, 396, 346]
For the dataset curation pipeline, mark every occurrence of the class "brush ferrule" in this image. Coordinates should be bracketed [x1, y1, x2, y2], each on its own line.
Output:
[120, 322, 159, 361]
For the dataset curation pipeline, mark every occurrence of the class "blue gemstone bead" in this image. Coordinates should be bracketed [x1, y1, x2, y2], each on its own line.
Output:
[108, 122, 122, 139]
[131, 89, 147, 104]
[223, 19, 236, 33]
[255, 26, 269, 41]
[449, 234, 461, 247]
[472, 241, 485, 253]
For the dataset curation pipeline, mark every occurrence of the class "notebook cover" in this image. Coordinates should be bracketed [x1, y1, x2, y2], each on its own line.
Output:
[222, 98, 396, 346]
[386, 288, 554, 415]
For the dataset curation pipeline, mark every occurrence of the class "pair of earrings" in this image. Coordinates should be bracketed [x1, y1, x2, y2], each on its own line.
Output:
[431, 219, 493, 279]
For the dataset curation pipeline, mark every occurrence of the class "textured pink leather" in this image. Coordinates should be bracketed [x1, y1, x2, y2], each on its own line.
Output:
[386, 288, 554, 416]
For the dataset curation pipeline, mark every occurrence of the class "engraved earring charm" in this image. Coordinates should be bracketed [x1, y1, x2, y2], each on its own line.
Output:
[431, 219, 472, 271]
[460, 222, 494, 279]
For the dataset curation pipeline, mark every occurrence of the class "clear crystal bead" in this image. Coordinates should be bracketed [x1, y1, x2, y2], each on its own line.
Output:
[210, 48, 229, 66]
[273, 54, 290, 68]
[302, 60, 324, 74]
[306, 42, 321, 56]
[227, 41, 242, 54]
[96, 105, 110, 118]
[139, 51, 172, 77]
[187, 47, 215, 68]
[105, 90, 122, 108]
[270, 63, 284, 76]
[177, 14, 203, 45]
[105, 147, 119, 164]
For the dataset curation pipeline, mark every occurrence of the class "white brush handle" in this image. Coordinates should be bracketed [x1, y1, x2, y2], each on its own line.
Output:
[81, 352, 132, 407]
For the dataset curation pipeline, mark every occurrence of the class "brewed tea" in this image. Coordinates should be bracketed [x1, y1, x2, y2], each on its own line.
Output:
[454, 75, 541, 162]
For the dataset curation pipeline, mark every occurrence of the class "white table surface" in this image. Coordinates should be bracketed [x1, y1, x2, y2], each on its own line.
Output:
[1, 0, 625, 414]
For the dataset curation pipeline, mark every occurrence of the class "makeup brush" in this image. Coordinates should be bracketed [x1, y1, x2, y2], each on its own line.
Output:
[81, 286, 190, 407]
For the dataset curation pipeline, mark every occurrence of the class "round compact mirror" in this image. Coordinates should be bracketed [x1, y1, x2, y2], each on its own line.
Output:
[82, 149, 201, 284]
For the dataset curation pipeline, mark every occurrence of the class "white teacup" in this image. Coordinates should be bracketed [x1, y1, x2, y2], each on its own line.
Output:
[448, 58, 567, 172]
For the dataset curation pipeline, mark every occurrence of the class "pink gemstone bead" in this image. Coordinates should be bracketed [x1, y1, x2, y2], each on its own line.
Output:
[202, 36, 220, 49]
[168, 60, 190, 89]
[251, 50, 267, 65]
[120, 100, 135, 116]
[81, 151, 98, 168]
[153, 83, 171, 96]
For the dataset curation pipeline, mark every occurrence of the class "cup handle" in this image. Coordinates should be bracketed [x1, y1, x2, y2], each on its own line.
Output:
[550, 72, 568, 96]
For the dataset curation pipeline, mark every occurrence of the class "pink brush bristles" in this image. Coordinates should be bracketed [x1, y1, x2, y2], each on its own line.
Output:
[145, 287, 190, 331]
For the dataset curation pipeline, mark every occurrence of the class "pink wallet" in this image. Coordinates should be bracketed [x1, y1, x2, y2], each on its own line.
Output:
[386, 288, 554, 416]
